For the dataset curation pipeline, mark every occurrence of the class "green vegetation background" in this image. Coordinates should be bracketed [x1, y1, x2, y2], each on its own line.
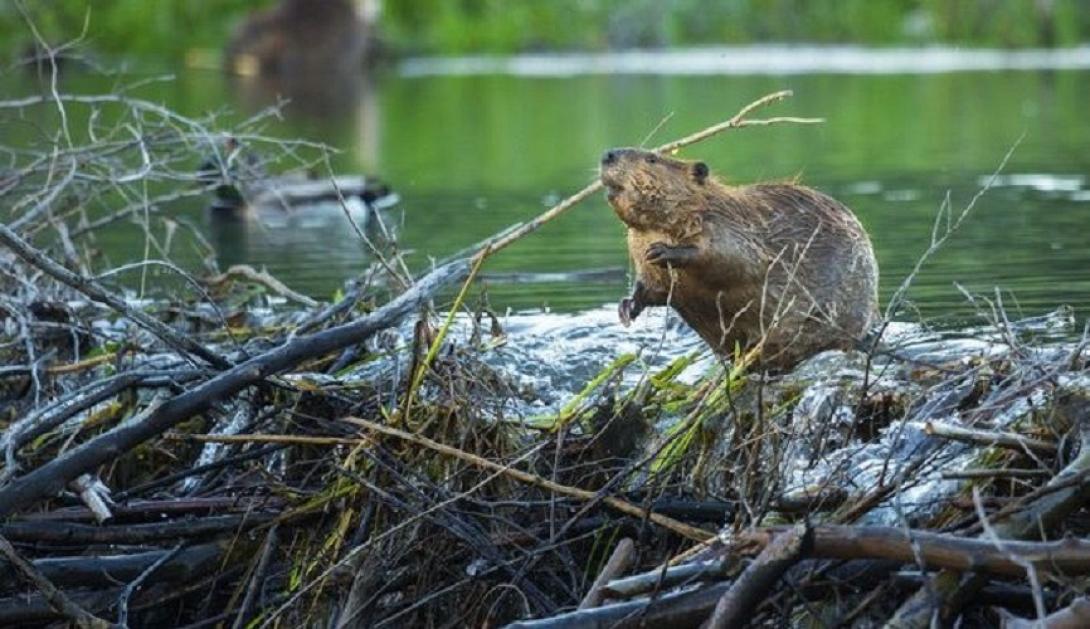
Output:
[2, 0, 1088, 60]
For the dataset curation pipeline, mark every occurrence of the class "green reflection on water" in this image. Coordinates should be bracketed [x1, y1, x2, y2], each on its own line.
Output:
[6, 66, 1090, 323]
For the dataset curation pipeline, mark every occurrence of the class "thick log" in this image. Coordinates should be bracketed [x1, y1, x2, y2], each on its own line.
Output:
[0, 534, 112, 628]
[0, 587, 121, 626]
[17, 496, 281, 523]
[0, 513, 274, 545]
[0, 260, 469, 519]
[0, 542, 224, 592]
[739, 525, 1090, 578]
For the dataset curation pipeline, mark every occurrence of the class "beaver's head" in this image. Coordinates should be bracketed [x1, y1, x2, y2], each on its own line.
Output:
[599, 148, 710, 232]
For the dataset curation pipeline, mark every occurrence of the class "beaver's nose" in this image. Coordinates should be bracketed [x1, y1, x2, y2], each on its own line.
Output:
[601, 149, 620, 165]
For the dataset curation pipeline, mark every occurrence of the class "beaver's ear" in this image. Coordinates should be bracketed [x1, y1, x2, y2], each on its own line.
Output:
[691, 161, 709, 184]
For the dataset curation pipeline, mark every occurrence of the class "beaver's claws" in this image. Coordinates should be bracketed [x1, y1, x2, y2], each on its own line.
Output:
[618, 297, 641, 326]
[646, 242, 695, 268]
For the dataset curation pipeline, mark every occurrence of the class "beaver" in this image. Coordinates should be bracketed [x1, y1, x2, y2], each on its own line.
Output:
[224, 0, 365, 77]
[600, 148, 879, 370]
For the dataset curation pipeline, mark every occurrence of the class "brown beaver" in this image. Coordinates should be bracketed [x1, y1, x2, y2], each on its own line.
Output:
[600, 148, 879, 370]
[224, 0, 365, 77]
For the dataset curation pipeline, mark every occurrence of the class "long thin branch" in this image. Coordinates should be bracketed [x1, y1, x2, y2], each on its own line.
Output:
[920, 421, 1057, 455]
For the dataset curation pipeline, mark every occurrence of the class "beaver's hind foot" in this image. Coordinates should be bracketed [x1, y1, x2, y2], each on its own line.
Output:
[618, 297, 642, 327]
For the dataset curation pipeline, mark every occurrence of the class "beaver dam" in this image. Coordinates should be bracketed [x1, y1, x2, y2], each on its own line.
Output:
[2, 87, 1090, 629]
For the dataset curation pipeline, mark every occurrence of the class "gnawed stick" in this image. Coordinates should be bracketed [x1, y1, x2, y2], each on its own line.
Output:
[604, 559, 729, 600]
[920, 421, 1057, 455]
[342, 416, 714, 542]
[704, 521, 812, 629]
[579, 537, 636, 609]
[0, 533, 112, 629]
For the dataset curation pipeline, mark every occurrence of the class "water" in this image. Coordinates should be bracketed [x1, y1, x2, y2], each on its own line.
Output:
[7, 48, 1090, 325]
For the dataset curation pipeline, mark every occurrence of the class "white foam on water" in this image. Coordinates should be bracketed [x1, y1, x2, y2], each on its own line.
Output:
[983, 173, 1086, 192]
[401, 45, 1090, 78]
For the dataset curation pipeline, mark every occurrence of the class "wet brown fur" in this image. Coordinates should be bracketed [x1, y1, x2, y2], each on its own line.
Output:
[601, 148, 879, 370]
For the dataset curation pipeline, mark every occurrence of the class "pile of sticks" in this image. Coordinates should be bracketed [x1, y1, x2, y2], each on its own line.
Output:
[3, 73, 1090, 628]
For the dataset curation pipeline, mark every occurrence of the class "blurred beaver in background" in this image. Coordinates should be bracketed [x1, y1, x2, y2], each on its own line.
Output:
[224, 0, 369, 77]
[600, 148, 879, 370]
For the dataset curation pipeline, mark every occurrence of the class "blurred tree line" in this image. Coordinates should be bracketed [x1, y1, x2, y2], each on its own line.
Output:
[2, 0, 1087, 60]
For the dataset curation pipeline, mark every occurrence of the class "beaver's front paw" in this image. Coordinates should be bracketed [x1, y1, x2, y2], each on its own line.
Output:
[618, 297, 643, 326]
[646, 242, 697, 268]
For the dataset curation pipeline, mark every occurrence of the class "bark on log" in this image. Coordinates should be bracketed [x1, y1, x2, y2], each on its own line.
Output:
[0, 513, 273, 545]
[0, 260, 468, 519]
[738, 525, 1090, 578]
[0, 542, 224, 592]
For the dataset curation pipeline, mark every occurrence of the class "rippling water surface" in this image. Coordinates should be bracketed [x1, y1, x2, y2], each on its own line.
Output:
[10, 47, 1090, 326]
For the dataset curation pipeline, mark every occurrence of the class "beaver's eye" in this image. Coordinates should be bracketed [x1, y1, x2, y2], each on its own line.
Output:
[645, 154, 658, 164]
